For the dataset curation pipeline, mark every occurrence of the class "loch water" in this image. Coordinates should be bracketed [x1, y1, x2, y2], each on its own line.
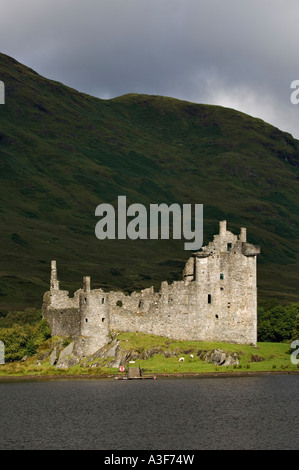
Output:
[0, 375, 298, 450]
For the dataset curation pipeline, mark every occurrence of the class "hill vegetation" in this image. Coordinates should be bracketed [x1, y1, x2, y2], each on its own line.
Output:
[0, 52, 299, 312]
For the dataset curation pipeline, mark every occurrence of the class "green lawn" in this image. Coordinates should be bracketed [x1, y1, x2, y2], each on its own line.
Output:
[114, 332, 298, 375]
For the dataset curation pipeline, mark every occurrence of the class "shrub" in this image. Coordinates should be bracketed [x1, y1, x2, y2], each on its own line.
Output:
[25, 339, 37, 357]
[0, 310, 51, 362]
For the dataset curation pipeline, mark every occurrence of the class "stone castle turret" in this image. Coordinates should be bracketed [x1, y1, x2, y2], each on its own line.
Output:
[75, 276, 110, 356]
[42, 221, 260, 357]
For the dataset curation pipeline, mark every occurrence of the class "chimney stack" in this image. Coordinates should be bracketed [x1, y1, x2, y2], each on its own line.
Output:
[240, 227, 247, 242]
[219, 220, 227, 237]
[50, 260, 59, 290]
[83, 276, 91, 293]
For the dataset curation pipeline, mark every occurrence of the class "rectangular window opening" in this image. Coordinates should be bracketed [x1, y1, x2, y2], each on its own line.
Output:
[208, 294, 212, 304]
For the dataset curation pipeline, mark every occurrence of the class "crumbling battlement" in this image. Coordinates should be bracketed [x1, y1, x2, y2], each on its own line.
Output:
[42, 221, 260, 357]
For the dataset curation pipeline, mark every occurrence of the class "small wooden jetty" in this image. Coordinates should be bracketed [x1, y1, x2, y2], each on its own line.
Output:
[115, 367, 157, 380]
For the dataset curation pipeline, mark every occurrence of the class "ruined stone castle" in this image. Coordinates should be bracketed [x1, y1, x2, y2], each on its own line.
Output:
[42, 221, 260, 357]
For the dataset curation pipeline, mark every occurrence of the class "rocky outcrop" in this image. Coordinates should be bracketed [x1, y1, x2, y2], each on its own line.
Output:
[41, 336, 242, 370]
[198, 349, 240, 366]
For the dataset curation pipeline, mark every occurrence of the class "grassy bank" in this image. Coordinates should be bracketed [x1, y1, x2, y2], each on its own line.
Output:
[0, 332, 298, 378]
[113, 332, 299, 375]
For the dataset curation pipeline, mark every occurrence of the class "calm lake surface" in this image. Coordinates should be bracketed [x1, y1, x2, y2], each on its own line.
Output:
[0, 375, 298, 450]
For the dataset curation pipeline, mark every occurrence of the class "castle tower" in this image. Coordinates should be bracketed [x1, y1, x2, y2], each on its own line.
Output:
[190, 221, 260, 345]
[74, 276, 110, 357]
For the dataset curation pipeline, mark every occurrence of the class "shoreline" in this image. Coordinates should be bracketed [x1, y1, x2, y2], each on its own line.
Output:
[0, 369, 298, 381]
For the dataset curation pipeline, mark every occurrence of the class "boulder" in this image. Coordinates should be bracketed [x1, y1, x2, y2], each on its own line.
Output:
[199, 349, 239, 366]
[250, 354, 265, 363]
[55, 342, 79, 369]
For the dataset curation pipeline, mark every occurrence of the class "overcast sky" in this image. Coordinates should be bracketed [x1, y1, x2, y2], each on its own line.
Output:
[1, 0, 299, 138]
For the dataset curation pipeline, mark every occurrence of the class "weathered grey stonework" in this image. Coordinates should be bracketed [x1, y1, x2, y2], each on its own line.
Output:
[42, 221, 260, 357]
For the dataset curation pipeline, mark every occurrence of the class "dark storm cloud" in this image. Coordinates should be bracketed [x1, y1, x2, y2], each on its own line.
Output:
[1, 0, 299, 137]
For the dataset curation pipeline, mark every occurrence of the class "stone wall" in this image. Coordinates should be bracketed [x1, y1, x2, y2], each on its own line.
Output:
[42, 289, 81, 338]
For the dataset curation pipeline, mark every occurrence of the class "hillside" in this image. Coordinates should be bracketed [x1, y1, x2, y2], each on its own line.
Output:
[0, 52, 299, 311]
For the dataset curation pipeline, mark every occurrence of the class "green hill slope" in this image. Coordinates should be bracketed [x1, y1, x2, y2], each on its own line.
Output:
[0, 52, 299, 311]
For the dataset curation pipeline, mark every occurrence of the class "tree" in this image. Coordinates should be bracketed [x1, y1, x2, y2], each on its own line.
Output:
[292, 314, 299, 341]
[258, 303, 299, 342]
